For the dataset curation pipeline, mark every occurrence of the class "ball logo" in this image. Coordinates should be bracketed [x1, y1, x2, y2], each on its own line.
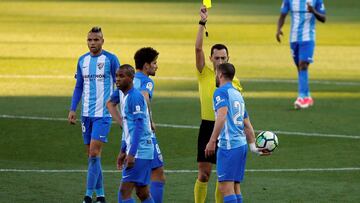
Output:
[146, 82, 153, 91]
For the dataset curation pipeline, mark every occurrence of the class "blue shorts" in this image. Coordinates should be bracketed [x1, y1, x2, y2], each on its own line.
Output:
[81, 116, 112, 144]
[290, 41, 315, 65]
[216, 145, 247, 183]
[122, 158, 152, 186]
[151, 136, 164, 170]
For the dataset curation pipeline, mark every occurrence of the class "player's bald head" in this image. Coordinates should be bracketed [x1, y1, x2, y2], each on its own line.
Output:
[118, 64, 135, 78]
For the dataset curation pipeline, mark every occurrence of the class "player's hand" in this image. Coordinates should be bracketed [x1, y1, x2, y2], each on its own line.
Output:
[117, 152, 126, 170]
[249, 143, 271, 156]
[276, 30, 283, 43]
[199, 5, 208, 23]
[204, 139, 216, 158]
[125, 154, 135, 169]
[307, 2, 315, 13]
[68, 111, 77, 125]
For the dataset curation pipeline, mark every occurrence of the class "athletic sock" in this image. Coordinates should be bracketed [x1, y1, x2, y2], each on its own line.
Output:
[298, 69, 309, 97]
[150, 181, 164, 203]
[85, 156, 101, 197]
[95, 161, 104, 197]
[215, 181, 223, 203]
[236, 194, 243, 203]
[194, 179, 208, 203]
[142, 196, 155, 203]
[118, 190, 122, 203]
[224, 194, 237, 203]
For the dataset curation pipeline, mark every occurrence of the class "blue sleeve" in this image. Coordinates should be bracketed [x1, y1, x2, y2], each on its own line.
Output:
[111, 55, 120, 83]
[213, 88, 228, 111]
[109, 90, 120, 104]
[128, 118, 143, 156]
[315, 0, 326, 14]
[140, 79, 154, 100]
[70, 61, 83, 111]
[280, 0, 290, 14]
[128, 93, 147, 120]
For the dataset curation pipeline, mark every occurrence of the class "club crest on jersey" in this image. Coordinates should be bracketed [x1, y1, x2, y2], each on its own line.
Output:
[97, 62, 104, 70]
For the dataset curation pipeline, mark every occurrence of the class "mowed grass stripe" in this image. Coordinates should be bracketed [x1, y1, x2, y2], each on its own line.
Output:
[1, 114, 358, 139]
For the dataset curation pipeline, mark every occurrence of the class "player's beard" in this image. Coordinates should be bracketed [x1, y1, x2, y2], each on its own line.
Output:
[216, 77, 220, 87]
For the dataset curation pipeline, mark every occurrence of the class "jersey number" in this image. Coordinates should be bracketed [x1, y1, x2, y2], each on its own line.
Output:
[233, 101, 244, 126]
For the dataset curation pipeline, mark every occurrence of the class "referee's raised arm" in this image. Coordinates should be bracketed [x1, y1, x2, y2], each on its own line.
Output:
[195, 5, 208, 73]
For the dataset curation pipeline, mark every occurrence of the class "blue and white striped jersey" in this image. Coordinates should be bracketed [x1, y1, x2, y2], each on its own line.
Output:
[71, 50, 120, 117]
[281, 0, 326, 42]
[110, 88, 154, 160]
[213, 82, 248, 150]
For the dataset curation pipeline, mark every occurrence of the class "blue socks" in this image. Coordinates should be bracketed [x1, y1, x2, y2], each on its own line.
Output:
[236, 194, 243, 203]
[150, 181, 164, 203]
[224, 194, 237, 203]
[85, 156, 101, 197]
[121, 197, 153, 203]
[298, 69, 310, 97]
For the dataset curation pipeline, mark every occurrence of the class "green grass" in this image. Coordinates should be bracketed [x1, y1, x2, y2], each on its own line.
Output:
[0, 0, 360, 202]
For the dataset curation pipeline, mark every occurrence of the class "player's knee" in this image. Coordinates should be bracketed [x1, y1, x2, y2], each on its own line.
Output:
[299, 61, 308, 70]
[136, 189, 150, 201]
[198, 171, 211, 182]
[152, 168, 166, 182]
[88, 148, 100, 157]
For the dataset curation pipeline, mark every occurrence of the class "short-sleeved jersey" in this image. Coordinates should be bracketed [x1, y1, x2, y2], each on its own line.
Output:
[281, 0, 326, 42]
[134, 72, 154, 101]
[110, 88, 154, 160]
[75, 50, 120, 117]
[197, 64, 243, 121]
[213, 82, 248, 150]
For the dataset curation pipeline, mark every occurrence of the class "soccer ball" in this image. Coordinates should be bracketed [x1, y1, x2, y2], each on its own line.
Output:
[255, 131, 279, 152]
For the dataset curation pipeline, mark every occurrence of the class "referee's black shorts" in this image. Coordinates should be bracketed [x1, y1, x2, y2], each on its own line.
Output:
[197, 119, 217, 164]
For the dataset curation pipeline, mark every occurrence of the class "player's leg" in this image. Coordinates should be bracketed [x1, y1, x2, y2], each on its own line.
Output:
[233, 145, 247, 203]
[194, 120, 218, 203]
[218, 182, 236, 203]
[150, 137, 165, 203]
[90, 117, 112, 202]
[81, 117, 95, 202]
[136, 185, 154, 203]
[297, 41, 315, 108]
[120, 182, 136, 203]
[234, 183, 242, 203]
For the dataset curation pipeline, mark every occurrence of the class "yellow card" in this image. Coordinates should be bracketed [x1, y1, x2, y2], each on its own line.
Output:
[203, 0, 212, 8]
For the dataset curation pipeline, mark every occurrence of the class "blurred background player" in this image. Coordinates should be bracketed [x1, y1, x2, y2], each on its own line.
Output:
[276, 0, 326, 109]
[107, 64, 154, 203]
[68, 27, 120, 203]
[205, 63, 270, 203]
[133, 47, 165, 203]
[194, 5, 243, 203]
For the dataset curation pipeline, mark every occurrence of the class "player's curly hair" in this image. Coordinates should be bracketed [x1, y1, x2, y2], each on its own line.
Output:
[134, 47, 159, 70]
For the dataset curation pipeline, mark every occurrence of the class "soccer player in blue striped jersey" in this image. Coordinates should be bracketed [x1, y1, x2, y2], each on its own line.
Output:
[68, 27, 120, 203]
[107, 64, 155, 203]
[133, 47, 165, 203]
[276, 0, 326, 109]
[205, 63, 270, 203]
